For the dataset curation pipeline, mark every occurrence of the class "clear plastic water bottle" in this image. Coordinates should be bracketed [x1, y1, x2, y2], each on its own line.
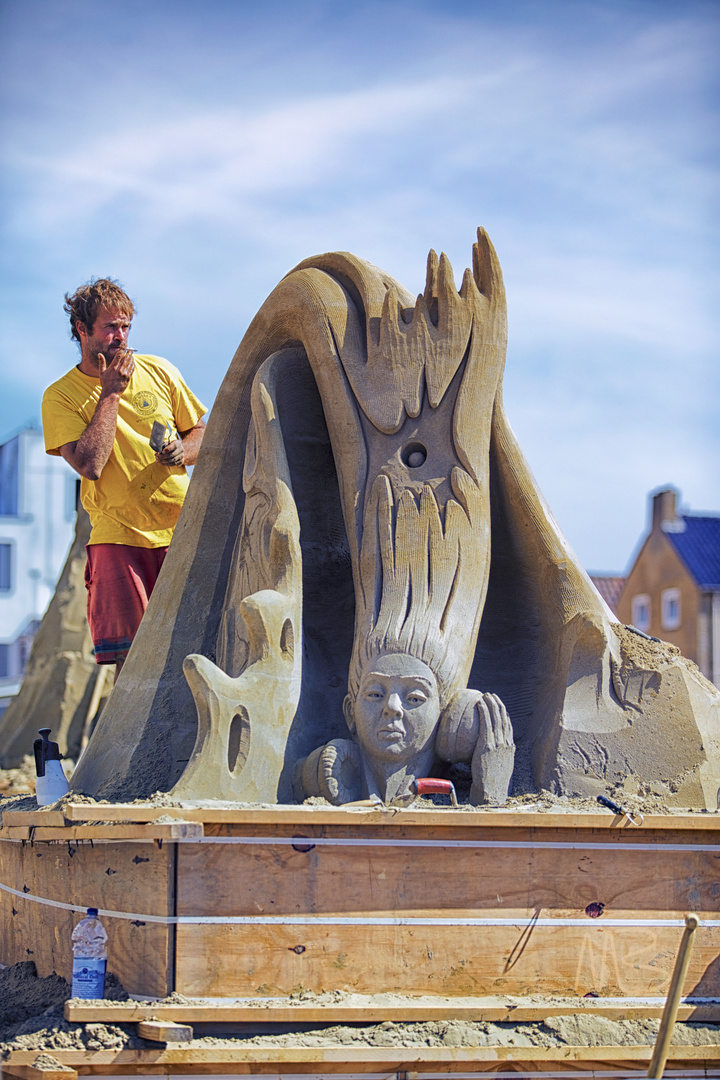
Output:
[71, 907, 108, 999]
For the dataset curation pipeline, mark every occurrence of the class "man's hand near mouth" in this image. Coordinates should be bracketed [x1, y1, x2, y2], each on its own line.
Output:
[98, 346, 135, 396]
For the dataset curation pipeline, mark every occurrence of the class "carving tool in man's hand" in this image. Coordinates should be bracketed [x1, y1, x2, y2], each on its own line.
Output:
[149, 420, 170, 452]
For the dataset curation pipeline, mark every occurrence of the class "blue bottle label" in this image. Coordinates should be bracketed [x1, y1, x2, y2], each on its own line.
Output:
[71, 957, 106, 999]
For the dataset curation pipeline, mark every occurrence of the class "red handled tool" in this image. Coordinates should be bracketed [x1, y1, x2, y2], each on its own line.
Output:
[412, 778, 458, 806]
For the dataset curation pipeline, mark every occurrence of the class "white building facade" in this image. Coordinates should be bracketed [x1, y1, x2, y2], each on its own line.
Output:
[0, 424, 78, 715]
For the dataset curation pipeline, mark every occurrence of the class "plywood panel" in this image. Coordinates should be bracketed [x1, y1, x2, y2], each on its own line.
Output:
[175, 920, 720, 998]
[0, 837, 174, 998]
[173, 824, 719, 998]
[175, 829, 720, 918]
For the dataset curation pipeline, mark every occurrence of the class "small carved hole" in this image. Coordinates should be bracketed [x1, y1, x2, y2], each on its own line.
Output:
[227, 706, 251, 775]
[280, 618, 294, 659]
[401, 441, 427, 469]
[585, 902, 605, 919]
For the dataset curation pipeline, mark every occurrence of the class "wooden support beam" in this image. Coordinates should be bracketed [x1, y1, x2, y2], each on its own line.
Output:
[56, 802, 720, 829]
[136, 1019, 194, 1042]
[2, 821, 203, 841]
[1, 1063, 78, 1080]
[1, 810, 67, 828]
[64, 995, 720, 1024]
[4, 1044, 720, 1070]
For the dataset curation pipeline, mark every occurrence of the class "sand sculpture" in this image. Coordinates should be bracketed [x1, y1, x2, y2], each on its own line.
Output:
[70, 229, 720, 808]
[0, 506, 110, 767]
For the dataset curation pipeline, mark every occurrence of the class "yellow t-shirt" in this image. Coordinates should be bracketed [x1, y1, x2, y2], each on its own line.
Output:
[42, 354, 207, 547]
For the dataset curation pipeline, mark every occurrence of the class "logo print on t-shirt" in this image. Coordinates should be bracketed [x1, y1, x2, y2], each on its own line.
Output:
[132, 390, 159, 418]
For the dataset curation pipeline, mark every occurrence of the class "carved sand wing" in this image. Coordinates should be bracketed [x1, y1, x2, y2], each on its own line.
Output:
[70, 229, 720, 809]
[171, 353, 303, 802]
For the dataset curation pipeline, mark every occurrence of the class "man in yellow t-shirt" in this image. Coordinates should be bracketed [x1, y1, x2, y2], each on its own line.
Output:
[42, 278, 207, 680]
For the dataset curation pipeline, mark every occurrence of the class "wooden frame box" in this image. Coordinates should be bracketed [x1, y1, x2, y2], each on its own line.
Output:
[1, 806, 718, 1003]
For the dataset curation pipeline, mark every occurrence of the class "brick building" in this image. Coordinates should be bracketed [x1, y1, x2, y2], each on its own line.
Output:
[615, 487, 720, 688]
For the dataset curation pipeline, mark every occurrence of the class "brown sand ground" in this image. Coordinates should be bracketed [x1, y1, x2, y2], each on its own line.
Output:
[1, 962, 719, 1055]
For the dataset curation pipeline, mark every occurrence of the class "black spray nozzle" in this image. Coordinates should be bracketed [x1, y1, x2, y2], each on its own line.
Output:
[33, 728, 62, 778]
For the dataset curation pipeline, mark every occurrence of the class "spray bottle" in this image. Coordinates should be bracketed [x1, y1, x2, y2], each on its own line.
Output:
[33, 728, 69, 806]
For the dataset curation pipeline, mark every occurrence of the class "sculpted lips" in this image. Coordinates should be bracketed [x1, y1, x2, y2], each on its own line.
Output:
[377, 723, 405, 742]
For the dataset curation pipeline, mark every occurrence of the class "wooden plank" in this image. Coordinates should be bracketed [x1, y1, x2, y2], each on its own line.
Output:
[0, 833, 175, 998]
[136, 1020, 194, 1042]
[3, 822, 203, 841]
[64, 995, 720, 1023]
[176, 922, 720, 999]
[1, 1066, 78, 1080]
[173, 833, 720, 998]
[4, 1045, 720, 1067]
[59, 802, 720, 830]
[176, 826, 720, 918]
[1, 810, 67, 828]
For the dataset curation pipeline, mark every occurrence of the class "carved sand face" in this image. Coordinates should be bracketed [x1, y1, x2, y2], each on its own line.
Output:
[349, 654, 440, 765]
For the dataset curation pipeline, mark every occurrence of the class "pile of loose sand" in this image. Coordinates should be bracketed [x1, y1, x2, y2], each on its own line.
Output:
[0, 962, 139, 1054]
[1, 963, 718, 1057]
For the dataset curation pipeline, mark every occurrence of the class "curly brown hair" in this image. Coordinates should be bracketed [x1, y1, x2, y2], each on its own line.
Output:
[64, 278, 136, 342]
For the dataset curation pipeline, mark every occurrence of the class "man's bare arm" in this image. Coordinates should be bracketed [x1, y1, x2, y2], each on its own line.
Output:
[156, 418, 206, 468]
[59, 349, 135, 480]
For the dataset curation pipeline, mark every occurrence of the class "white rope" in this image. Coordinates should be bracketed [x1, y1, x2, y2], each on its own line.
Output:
[1, 834, 717, 853]
[180, 836, 719, 853]
[74, 1073, 720, 1080]
[139, 1073, 718, 1080]
[1, 880, 718, 928]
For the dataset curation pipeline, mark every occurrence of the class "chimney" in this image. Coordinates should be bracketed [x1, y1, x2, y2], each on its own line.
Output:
[651, 487, 683, 532]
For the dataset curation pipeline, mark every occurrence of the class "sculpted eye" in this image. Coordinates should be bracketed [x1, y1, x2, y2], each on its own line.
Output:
[407, 691, 428, 705]
[364, 690, 383, 700]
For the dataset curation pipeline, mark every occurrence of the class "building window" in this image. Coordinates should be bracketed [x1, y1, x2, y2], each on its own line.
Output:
[662, 588, 681, 631]
[0, 644, 8, 679]
[0, 437, 19, 516]
[0, 543, 11, 591]
[632, 594, 651, 633]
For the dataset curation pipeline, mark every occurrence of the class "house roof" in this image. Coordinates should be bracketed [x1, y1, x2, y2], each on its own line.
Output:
[589, 575, 626, 613]
[665, 514, 720, 590]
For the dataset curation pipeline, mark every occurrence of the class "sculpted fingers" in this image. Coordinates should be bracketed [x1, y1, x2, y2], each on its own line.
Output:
[470, 692, 516, 806]
[501, 699, 513, 746]
[476, 695, 495, 752]
[481, 693, 514, 748]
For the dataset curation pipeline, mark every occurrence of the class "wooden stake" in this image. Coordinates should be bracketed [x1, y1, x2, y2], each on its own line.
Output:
[79, 665, 109, 755]
[647, 912, 700, 1078]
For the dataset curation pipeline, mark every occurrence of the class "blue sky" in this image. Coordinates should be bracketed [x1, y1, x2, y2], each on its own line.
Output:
[1, 0, 718, 572]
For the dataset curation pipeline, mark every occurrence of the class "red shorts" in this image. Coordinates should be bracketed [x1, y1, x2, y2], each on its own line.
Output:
[84, 544, 168, 665]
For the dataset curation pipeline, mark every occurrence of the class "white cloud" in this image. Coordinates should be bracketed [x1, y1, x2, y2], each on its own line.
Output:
[1, 0, 718, 571]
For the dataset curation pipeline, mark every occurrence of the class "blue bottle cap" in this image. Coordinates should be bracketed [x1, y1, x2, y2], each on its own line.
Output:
[87, 907, 98, 916]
